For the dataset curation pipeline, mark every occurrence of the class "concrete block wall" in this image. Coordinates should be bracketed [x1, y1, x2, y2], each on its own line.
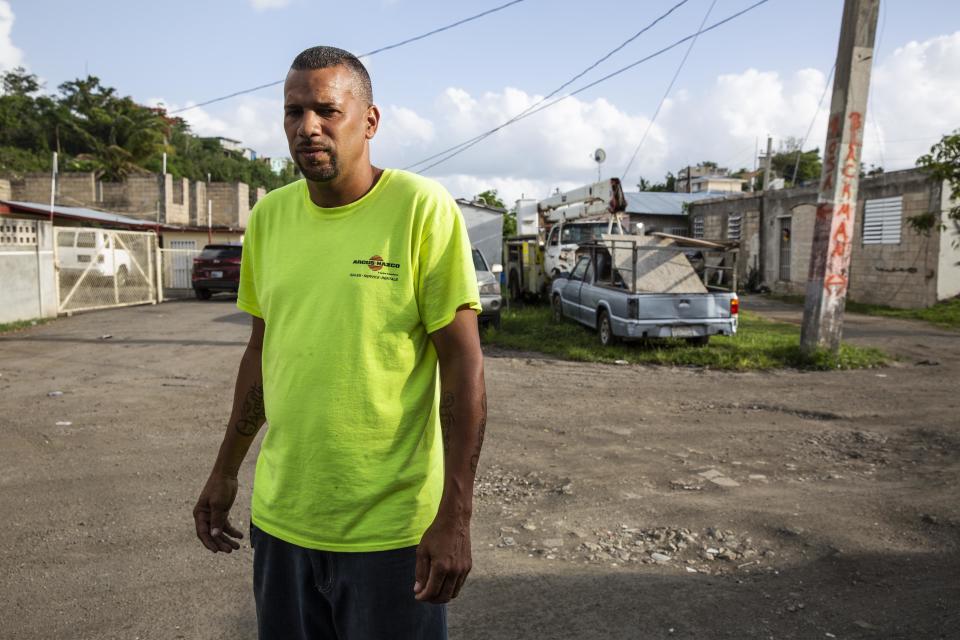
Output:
[688, 169, 947, 308]
[163, 175, 190, 225]
[4, 171, 258, 230]
[11, 172, 97, 206]
[0, 218, 57, 323]
[207, 182, 249, 228]
[847, 180, 939, 309]
[189, 181, 208, 227]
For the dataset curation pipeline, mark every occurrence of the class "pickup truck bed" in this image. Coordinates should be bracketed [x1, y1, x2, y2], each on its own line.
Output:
[550, 239, 738, 345]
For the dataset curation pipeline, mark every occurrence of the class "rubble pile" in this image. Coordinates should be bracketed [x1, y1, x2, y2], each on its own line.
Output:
[497, 522, 774, 573]
[474, 465, 571, 504]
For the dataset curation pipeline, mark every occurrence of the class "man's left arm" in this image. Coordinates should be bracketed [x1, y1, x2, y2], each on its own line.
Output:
[415, 305, 486, 604]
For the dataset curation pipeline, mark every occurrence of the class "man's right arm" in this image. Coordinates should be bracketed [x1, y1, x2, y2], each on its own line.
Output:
[193, 315, 266, 553]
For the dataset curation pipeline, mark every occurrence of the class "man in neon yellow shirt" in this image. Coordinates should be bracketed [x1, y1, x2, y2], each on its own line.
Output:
[192, 46, 486, 639]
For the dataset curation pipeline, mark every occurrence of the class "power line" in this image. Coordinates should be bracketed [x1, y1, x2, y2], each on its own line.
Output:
[411, 0, 773, 175]
[791, 62, 835, 184]
[621, 0, 716, 182]
[403, 0, 693, 171]
[168, 0, 530, 115]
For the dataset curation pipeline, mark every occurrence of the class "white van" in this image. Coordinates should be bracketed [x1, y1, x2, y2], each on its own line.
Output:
[57, 229, 132, 286]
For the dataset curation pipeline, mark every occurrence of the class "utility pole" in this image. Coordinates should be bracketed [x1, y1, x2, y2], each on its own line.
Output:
[762, 136, 773, 190]
[800, 0, 880, 354]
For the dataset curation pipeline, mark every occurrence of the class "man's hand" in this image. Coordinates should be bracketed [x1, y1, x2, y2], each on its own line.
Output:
[414, 512, 472, 603]
[193, 472, 244, 553]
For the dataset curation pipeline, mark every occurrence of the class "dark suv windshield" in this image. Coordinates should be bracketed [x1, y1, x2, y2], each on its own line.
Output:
[199, 246, 242, 259]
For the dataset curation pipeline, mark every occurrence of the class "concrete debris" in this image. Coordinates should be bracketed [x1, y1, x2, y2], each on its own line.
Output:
[709, 476, 741, 488]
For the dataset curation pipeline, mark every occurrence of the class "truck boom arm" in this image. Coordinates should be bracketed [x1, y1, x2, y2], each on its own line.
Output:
[540, 178, 626, 223]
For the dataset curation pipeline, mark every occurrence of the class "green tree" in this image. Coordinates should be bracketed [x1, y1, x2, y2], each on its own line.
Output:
[771, 148, 822, 187]
[474, 189, 505, 209]
[917, 129, 960, 223]
[0, 68, 55, 167]
[637, 172, 676, 192]
[0, 71, 299, 194]
[473, 188, 515, 237]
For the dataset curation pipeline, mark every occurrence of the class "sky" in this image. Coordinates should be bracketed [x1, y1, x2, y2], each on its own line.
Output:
[3, 0, 960, 204]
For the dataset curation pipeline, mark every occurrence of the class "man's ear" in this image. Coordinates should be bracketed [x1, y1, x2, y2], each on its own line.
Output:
[365, 104, 381, 140]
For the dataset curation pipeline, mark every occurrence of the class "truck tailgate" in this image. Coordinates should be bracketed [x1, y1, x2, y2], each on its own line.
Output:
[633, 293, 732, 320]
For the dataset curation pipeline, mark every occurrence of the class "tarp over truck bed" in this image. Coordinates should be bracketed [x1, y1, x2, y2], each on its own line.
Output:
[600, 233, 708, 294]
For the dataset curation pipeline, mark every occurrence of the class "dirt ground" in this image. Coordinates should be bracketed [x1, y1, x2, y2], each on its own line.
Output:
[1, 296, 958, 640]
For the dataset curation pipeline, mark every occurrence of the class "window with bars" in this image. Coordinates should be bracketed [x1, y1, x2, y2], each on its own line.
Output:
[692, 216, 705, 239]
[862, 196, 902, 245]
[727, 214, 742, 241]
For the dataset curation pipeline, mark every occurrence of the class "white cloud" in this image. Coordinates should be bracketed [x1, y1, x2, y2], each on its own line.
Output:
[0, 0, 23, 72]
[373, 86, 662, 204]
[148, 95, 288, 158]
[869, 31, 960, 167]
[249, 0, 291, 10]
[160, 31, 960, 205]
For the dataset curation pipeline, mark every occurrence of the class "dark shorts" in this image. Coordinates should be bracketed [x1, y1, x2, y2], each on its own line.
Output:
[251, 523, 447, 640]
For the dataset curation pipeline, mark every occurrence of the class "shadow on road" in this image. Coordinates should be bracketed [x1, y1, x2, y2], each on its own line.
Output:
[450, 551, 960, 640]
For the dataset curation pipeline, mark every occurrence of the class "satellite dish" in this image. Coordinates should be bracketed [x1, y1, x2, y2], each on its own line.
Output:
[594, 148, 607, 164]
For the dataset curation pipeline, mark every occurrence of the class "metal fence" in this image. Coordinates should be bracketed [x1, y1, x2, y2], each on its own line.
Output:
[54, 227, 159, 314]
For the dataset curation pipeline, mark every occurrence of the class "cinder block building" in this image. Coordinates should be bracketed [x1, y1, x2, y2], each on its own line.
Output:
[7, 172, 260, 229]
[686, 168, 960, 309]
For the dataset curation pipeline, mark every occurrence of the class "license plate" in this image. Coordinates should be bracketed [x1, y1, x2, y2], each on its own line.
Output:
[210, 270, 223, 278]
[671, 326, 698, 338]
[77, 255, 90, 262]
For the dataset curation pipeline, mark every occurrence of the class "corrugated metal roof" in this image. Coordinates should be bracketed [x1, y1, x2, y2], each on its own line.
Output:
[1, 200, 156, 228]
[623, 191, 726, 216]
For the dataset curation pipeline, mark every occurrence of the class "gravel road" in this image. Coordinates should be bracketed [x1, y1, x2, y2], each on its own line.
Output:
[1, 297, 957, 639]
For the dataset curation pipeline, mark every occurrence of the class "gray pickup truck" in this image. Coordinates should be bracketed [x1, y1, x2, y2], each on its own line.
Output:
[550, 236, 739, 346]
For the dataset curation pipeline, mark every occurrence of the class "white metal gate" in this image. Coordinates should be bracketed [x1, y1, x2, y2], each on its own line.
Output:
[54, 227, 158, 314]
[163, 241, 200, 289]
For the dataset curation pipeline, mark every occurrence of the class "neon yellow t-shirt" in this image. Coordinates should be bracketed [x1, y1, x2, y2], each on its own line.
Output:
[236, 169, 481, 551]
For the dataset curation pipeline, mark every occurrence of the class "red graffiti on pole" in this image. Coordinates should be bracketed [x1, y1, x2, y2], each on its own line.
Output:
[821, 110, 863, 297]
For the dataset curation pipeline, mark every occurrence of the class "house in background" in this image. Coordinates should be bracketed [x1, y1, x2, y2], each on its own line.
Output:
[622, 191, 722, 236]
[685, 168, 960, 309]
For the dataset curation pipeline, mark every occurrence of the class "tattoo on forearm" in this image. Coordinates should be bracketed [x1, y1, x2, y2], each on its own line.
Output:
[470, 392, 487, 474]
[234, 383, 265, 436]
[439, 391, 455, 455]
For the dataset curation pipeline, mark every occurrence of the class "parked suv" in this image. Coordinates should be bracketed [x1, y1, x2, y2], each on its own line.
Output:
[473, 247, 503, 329]
[192, 243, 242, 300]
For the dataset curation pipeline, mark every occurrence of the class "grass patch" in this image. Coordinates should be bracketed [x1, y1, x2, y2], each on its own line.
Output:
[482, 306, 887, 371]
[769, 294, 960, 331]
[0, 318, 52, 334]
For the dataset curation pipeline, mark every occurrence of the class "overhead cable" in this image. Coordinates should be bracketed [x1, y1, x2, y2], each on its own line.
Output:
[791, 62, 835, 185]
[410, 0, 773, 175]
[621, 0, 717, 183]
[403, 0, 692, 171]
[169, 0, 530, 115]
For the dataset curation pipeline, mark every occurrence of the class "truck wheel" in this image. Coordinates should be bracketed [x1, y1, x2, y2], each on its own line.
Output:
[115, 265, 129, 288]
[598, 310, 616, 346]
[194, 288, 212, 300]
[685, 335, 710, 347]
[508, 271, 521, 302]
[551, 295, 563, 323]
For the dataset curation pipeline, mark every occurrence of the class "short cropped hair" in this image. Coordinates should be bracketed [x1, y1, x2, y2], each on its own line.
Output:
[290, 46, 373, 105]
